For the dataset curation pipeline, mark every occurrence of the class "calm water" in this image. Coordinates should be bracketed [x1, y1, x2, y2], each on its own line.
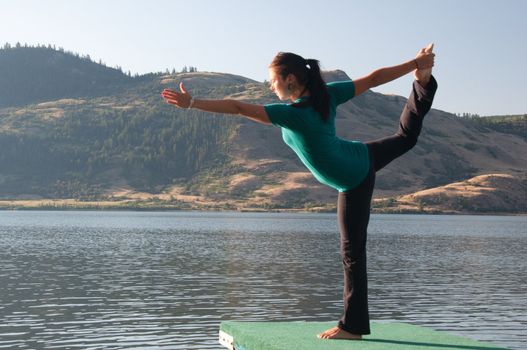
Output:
[0, 211, 525, 349]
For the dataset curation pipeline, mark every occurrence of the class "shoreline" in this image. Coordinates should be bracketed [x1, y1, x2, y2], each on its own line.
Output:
[0, 199, 525, 216]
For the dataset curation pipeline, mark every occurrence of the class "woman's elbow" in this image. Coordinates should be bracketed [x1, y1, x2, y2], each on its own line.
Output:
[231, 100, 245, 115]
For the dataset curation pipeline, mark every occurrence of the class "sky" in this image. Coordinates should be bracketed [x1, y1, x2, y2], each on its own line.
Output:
[1, 0, 526, 116]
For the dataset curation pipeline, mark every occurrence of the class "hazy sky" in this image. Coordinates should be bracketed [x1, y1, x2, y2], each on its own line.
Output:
[1, 0, 526, 116]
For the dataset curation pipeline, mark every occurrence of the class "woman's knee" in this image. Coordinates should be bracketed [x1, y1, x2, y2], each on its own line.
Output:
[397, 132, 418, 152]
[406, 134, 419, 150]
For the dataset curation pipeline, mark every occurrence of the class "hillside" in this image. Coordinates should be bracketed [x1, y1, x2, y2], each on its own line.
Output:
[0, 45, 526, 213]
[468, 114, 527, 140]
[373, 173, 527, 214]
[0, 44, 135, 108]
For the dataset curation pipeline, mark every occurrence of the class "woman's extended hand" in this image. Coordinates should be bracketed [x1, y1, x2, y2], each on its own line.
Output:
[414, 44, 435, 70]
[161, 82, 192, 108]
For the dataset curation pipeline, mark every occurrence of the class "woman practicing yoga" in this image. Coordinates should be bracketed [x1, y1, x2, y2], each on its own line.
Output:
[161, 44, 437, 340]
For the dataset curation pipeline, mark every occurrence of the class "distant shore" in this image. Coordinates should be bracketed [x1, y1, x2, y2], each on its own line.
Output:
[0, 199, 524, 216]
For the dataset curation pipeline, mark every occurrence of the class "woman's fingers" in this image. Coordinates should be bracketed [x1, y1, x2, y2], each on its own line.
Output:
[179, 82, 187, 94]
[162, 95, 177, 103]
[166, 99, 180, 106]
[416, 52, 435, 69]
[426, 43, 434, 53]
[427, 53, 435, 66]
[162, 89, 179, 98]
[161, 91, 180, 104]
[415, 43, 435, 69]
[164, 97, 182, 107]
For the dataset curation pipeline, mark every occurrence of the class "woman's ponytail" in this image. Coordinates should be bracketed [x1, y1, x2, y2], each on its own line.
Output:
[304, 58, 330, 121]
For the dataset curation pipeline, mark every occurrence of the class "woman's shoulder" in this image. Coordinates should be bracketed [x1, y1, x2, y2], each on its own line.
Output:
[264, 101, 296, 114]
[326, 79, 355, 91]
[326, 80, 356, 105]
[264, 102, 305, 129]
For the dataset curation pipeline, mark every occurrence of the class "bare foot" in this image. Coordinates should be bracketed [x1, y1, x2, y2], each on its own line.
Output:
[317, 326, 362, 340]
[415, 43, 434, 86]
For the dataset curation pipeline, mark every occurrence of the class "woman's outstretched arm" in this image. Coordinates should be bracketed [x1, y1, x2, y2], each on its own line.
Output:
[161, 83, 271, 125]
[353, 44, 435, 96]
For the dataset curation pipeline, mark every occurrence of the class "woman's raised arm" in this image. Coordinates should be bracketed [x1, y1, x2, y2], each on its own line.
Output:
[353, 44, 435, 96]
[161, 83, 271, 125]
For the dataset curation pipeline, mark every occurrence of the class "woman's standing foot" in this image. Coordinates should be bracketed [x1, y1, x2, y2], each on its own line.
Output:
[317, 326, 362, 340]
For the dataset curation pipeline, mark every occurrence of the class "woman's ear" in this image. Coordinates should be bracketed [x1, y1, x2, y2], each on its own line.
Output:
[286, 73, 295, 85]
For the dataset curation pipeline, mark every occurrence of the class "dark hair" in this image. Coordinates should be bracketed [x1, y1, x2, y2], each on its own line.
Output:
[270, 52, 330, 121]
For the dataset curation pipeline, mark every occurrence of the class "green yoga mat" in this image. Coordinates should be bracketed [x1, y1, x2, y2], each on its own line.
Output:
[219, 321, 509, 350]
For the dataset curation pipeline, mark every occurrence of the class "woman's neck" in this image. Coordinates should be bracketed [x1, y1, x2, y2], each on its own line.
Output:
[291, 86, 310, 101]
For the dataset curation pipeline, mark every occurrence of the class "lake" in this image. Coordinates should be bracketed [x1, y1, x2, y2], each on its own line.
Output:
[0, 211, 525, 349]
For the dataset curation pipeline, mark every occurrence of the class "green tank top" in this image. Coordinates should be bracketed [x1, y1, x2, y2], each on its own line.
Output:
[264, 80, 370, 192]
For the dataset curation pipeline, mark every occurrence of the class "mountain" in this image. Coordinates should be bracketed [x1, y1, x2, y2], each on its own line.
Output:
[0, 45, 526, 213]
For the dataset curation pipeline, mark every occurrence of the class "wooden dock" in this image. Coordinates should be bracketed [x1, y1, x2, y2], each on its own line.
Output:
[219, 321, 509, 350]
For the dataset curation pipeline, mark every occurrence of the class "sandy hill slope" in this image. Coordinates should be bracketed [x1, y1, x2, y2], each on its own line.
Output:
[373, 173, 527, 214]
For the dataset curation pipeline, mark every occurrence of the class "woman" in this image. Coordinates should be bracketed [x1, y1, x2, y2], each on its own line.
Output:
[161, 45, 436, 340]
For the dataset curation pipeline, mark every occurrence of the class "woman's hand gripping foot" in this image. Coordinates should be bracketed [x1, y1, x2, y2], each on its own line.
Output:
[414, 43, 434, 87]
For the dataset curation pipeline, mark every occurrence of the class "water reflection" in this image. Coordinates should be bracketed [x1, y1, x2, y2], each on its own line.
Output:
[0, 212, 525, 349]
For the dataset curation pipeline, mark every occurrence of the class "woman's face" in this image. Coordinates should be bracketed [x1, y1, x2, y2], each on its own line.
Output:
[268, 68, 290, 101]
